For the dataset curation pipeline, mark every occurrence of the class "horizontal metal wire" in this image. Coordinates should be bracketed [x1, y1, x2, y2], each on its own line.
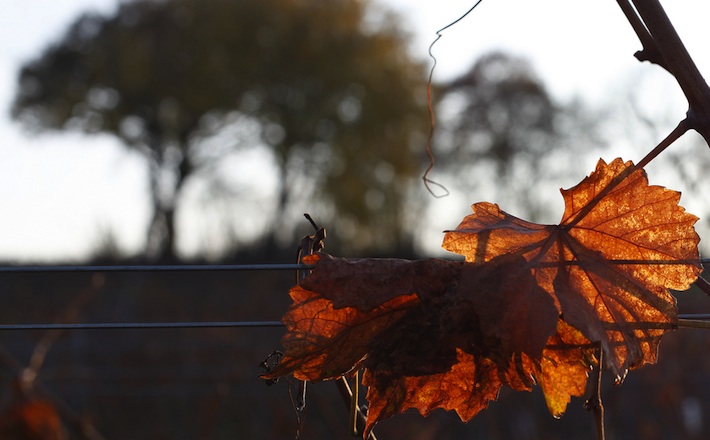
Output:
[0, 259, 707, 273]
[0, 259, 706, 331]
[0, 263, 313, 273]
[1, 315, 710, 331]
[0, 321, 284, 331]
[678, 314, 710, 320]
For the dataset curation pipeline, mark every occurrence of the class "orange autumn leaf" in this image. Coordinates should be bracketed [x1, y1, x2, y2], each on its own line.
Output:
[264, 157, 701, 436]
[443, 157, 701, 378]
[534, 320, 596, 417]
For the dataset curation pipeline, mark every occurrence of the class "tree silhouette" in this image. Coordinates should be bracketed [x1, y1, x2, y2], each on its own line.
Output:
[435, 52, 602, 221]
[12, 0, 427, 259]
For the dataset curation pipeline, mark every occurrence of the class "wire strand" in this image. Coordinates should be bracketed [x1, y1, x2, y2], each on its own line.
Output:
[0, 321, 285, 331]
[0, 259, 706, 273]
[0, 263, 313, 273]
[2, 314, 710, 332]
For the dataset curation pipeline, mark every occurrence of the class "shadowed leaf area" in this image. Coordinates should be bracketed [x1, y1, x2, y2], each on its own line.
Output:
[263, 158, 701, 437]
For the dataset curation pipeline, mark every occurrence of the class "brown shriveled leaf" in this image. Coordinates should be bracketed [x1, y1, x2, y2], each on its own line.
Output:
[299, 252, 462, 310]
[264, 284, 420, 382]
[362, 321, 594, 434]
[263, 252, 546, 434]
[263, 253, 468, 382]
[443, 158, 701, 378]
[264, 253, 566, 435]
[456, 255, 558, 364]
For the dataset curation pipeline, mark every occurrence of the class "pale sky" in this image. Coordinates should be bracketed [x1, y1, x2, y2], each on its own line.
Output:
[0, 0, 708, 261]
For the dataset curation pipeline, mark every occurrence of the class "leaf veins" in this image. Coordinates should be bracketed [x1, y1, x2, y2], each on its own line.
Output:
[443, 158, 701, 378]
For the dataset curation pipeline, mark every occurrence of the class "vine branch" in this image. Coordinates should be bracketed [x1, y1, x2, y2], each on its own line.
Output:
[616, 0, 665, 69]
[618, 0, 710, 143]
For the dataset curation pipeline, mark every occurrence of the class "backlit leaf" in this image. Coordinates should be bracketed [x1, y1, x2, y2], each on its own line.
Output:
[264, 158, 702, 436]
[443, 158, 701, 378]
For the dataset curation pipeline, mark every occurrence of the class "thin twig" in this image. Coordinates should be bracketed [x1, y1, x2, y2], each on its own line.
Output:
[350, 370, 360, 436]
[422, 0, 485, 198]
[336, 375, 377, 440]
[584, 343, 605, 440]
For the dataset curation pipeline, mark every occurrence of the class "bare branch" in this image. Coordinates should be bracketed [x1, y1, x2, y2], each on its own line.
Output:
[620, 0, 710, 143]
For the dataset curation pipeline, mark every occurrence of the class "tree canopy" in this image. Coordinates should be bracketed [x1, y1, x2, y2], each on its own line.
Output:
[13, 0, 428, 259]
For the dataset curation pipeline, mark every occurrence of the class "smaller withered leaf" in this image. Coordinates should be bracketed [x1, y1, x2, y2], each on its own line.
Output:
[534, 320, 596, 417]
[443, 158, 701, 380]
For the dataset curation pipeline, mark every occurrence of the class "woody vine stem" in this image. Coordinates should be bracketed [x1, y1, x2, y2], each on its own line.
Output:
[617, 0, 710, 141]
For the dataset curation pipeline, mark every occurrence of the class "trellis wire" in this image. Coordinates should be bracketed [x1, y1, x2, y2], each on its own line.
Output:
[0, 261, 707, 331]
[0, 259, 707, 273]
[0, 262, 300, 331]
[0, 322, 284, 331]
[2, 316, 710, 331]
[0, 263, 312, 273]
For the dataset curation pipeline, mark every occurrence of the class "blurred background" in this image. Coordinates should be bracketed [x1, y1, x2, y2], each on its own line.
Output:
[1, 0, 710, 438]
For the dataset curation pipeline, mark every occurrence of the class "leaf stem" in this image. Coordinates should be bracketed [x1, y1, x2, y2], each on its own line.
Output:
[350, 370, 359, 436]
[635, 118, 690, 169]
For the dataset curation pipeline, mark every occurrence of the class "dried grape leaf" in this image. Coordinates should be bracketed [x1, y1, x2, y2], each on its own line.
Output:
[443, 158, 701, 377]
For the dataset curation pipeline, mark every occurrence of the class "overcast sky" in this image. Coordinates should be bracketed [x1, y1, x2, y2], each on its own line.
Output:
[0, 0, 708, 261]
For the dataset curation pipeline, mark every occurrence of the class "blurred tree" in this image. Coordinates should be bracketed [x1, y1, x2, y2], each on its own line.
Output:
[434, 52, 603, 222]
[12, 0, 427, 259]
